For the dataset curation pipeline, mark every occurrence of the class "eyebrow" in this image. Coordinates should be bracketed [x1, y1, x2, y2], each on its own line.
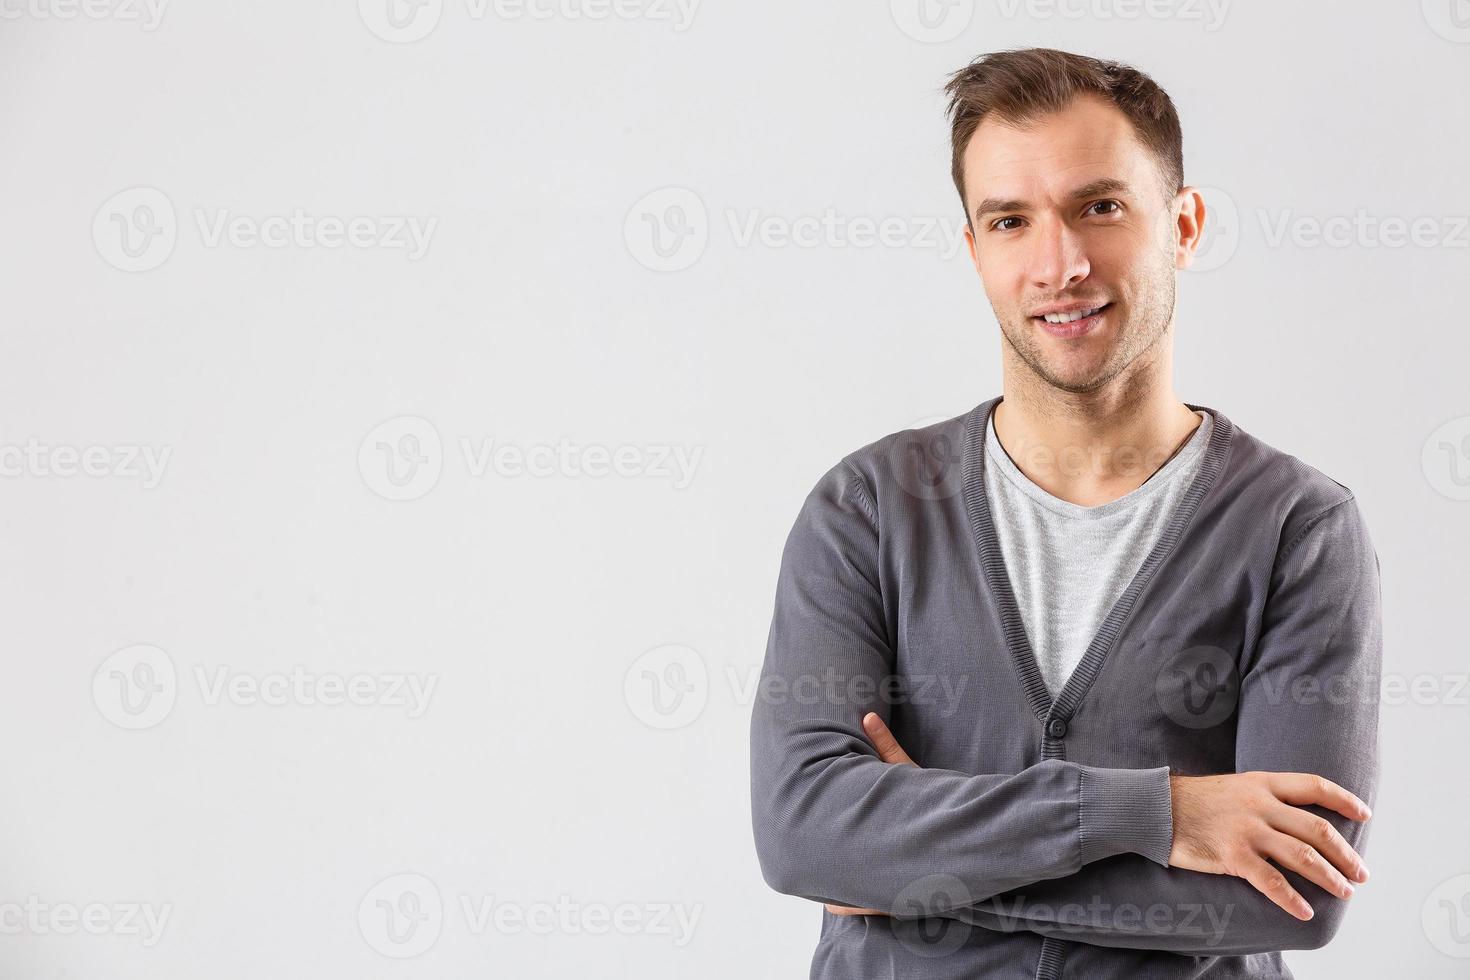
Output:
[972, 178, 1133, 225]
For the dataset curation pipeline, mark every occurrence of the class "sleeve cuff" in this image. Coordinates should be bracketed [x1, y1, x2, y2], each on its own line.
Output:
[1076, 765, 1174, 867]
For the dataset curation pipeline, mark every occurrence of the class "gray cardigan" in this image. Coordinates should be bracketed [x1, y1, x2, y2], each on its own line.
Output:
[748, 396, 1382, 980]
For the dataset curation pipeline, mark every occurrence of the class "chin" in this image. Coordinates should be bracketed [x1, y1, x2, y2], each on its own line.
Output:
[1042, 374, 1111, 395]
[1034, 356, 1119, 394]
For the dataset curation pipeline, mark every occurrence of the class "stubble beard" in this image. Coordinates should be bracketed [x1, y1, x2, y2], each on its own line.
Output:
[994, 261, 1177, 397]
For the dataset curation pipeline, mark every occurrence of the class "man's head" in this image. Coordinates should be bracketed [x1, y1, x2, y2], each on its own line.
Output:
[947, 48, 1206, 395]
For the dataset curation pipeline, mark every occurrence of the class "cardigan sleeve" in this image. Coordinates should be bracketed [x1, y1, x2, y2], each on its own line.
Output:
[749, 459, 1175, 915]
[949, 495, 1383, 954]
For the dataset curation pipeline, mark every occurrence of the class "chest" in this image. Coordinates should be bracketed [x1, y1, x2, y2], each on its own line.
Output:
[885, 511, 1263, 779]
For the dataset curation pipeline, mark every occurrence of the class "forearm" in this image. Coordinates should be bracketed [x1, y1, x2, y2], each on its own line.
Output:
[751, 459, 1173, 914]
[945, 844, 1369, 954]
[752, 715, 1173, 913]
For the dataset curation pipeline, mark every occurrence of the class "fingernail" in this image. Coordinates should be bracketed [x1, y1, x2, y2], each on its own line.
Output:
[1341, 882, 1355, 897]
[1299, 904, 1314, 920]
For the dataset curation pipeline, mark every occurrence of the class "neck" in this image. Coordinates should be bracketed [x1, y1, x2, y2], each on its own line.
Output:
[993, 330, 1200, 507]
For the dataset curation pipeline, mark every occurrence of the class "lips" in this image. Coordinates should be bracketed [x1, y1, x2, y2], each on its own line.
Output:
[1032, 302, 1110, 339]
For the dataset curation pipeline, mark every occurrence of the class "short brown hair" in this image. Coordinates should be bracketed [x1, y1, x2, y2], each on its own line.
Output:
[943, 48, 1184, 222]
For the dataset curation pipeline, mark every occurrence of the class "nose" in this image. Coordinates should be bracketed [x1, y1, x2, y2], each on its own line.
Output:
[1029, 217, 1090, 291]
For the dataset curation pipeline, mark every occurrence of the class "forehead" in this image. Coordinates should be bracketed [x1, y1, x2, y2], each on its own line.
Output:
[962, 94, 1156, 205]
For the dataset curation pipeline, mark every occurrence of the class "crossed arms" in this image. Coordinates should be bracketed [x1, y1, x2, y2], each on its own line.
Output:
[748, 462, 1383, 954]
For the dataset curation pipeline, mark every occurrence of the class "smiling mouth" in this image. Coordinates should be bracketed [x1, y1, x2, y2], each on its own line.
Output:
[1032, 303, 1111, 338]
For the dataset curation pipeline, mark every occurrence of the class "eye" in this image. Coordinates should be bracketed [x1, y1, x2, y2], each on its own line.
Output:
[991, 216, 1025, 232]
[1087, 199, 1122, 217]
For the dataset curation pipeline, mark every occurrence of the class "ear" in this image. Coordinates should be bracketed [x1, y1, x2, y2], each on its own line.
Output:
[1173, 186, 1207, 270]
[963, 216, 982, 279]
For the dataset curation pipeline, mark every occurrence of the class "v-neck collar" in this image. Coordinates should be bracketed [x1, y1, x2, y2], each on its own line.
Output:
[960, 396, 1235, 754]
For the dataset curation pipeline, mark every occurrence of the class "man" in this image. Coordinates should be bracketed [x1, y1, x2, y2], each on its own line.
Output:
[748, 48, 1381, 980]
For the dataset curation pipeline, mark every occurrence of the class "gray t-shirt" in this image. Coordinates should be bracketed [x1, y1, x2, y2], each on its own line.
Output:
[982, 409, 1215, 697]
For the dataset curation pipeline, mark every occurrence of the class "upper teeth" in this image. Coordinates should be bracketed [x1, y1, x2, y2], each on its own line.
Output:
[1043, 307, 1102, 324]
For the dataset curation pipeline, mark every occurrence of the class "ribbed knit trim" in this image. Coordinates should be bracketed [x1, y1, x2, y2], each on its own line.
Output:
[1077, 765, 1175, 867]
[961, 396, 1235, 729]
[1035, 938, 1070, 980]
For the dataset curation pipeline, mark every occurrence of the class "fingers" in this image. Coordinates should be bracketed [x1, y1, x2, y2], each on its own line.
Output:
[1236, 853, 1315, 921]
[825, 904, 886, 916]
[1267, 772, 1371, 822]
[1261, 830, 1356, 903]
[1268, 805, 1370, 885]
[861, 712, 917, 766]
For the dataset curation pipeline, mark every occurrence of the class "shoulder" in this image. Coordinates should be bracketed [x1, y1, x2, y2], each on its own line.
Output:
[1206, 408, 1372, 557]
[828, 403, 984, 512]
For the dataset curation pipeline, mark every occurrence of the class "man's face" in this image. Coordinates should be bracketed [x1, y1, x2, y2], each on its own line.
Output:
[961, 94, 1200, 394]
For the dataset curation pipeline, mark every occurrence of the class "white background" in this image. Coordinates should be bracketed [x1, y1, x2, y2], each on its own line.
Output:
[2, 1, 1468, 977]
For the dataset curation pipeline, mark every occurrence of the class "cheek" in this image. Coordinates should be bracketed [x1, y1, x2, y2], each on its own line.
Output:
[1112, 226, 1176, 279]
[1081, 234, 1135, 278]
[974, 261, 1024, 311]
[976, 250, 1032, 302]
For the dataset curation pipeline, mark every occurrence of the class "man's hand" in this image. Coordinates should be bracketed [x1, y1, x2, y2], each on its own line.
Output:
[1168, 772, 1372, 921]
[824, 713, 910, 918]
[824, 715, 1375, 924]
